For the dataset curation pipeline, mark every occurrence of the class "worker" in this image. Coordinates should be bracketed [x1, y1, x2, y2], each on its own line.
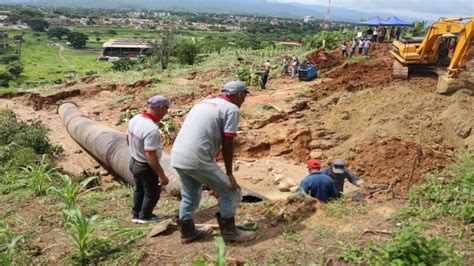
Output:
[372, 28, 379, 42]
[364, 39, 370, 56]
[321, 159, 360, 197]
[350, 38, 357, 57]
[341, 43, 347, 58]
[291, 56, 299, 79]
[358, 39, 364, 55]
[299, 159, 338, 203]
[395, 27, 402, 40]
[171, 80, 256, 244]
[261, 60, 271, 90]
[281, 56, 290, 76]
[127, 95, 171, 224]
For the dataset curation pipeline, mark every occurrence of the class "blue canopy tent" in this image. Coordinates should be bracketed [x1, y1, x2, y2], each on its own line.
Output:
[385, 16, 415, 27]
[353, 16, 391, 26]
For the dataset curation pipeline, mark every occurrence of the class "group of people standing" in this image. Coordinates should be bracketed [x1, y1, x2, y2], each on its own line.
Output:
[341, 38, 371, 57]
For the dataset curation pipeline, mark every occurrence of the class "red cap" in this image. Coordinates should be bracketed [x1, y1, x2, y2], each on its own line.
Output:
[306, 159, 321, 169]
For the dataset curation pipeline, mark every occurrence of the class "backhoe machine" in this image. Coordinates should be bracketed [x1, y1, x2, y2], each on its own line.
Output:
[390, 17, 473, 93]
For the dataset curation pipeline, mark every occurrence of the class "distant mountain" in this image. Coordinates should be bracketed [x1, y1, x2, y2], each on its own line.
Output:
[1, 0, 414, 22]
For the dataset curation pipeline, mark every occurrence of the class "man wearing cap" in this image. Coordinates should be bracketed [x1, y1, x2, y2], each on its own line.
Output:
[299, 159, 338, 203]
[321, 159, 360, 197]
[171, 80, 256, 244]
[127, 95, 171, 224]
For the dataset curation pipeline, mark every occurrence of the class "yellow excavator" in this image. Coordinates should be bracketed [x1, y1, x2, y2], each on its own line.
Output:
[390, 17, 473, 93]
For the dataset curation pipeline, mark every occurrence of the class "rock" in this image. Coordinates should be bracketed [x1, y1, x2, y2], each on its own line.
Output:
[242, 176, 252, 180]
[340, 111, 350, 120]
[277, 182, 291, 192]
[273, 174, 284, 184]
[310, 150, 323, 159]
[456, 125, 472, 139]
[267, 166, 273, 172]
[290, 186, 299, 193]
[433, 135, 443, 144]
[74, 149, 83, 154]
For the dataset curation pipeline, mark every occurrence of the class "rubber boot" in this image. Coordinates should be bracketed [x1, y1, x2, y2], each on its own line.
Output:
[216, 212, 256, 242]
[178, 219, 211, 244]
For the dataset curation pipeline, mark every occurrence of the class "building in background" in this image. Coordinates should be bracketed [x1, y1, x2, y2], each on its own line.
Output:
[100, 39, 151, 61]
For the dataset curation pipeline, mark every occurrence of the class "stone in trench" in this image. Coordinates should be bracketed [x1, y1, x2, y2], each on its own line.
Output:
[277, 182, 291, 192]
[273, 174, 284, 184]
[310, 150, 323, 159]
[290, 186, 299, 193]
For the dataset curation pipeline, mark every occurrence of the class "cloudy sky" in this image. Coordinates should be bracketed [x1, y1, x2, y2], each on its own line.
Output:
[273, 0, 473, 20]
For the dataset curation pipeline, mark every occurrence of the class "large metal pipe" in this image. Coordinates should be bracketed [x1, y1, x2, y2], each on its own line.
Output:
[57, 102, 265, 201]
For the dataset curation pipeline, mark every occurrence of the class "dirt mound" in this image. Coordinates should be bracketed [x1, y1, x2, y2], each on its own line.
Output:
[24, 89, 81, 110]
[306, 48, 343, 70]
[241, 196, 317, 226]
[347, 137, 450, 192]
[121, 79, 154, 94]
[80, 75, 98, 84]
[310, 50, 394, 99]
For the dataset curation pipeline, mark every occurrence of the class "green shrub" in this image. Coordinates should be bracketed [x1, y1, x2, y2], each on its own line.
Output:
[0, 72, 15, 87]
[7, 62, 24, 78]
[0, 55, 19, 64]
[176, 40, 199, 65]
[111, 58, 137, 72]
[340, 224, 462, 265]
[235, 65, 251, 85]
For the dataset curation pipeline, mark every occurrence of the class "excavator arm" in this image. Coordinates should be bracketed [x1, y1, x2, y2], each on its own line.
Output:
[447, 18, 473, 77]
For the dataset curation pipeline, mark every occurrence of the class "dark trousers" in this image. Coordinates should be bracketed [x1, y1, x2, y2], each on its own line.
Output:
[130, 159, 161, 219]
[261, 72, 269, 90]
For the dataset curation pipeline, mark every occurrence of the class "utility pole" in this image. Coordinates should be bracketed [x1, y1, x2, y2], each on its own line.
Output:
[323, 0, 331, 30]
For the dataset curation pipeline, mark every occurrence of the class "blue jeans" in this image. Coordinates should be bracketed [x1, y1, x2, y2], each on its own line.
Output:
[176, 164, 242, 220]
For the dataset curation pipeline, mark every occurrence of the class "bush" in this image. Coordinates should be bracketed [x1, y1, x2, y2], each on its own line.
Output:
[7, 62, 24, 78]
[0, 72, 14, 87]
[176, 40, 199, 65]
[340, 224, 462, 265]
[0, 109, 54, 155]
[0, 55, 19, 64]
[111, 58, 137, 72]
[235, 65, 251, 85]
[85, 70, 97, 76]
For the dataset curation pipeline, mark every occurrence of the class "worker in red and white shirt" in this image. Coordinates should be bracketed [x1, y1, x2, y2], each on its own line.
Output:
[127, 95, 171, 224]
[171, 80, 256, 244]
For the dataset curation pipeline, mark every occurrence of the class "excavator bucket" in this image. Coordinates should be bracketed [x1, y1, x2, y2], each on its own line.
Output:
[392, 60, 409, 79]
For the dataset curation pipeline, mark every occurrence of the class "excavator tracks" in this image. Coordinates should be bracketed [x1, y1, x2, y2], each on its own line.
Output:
[392, 60, 409, 79]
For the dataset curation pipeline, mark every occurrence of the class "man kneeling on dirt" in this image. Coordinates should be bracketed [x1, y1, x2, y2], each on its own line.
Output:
[127, 95, 171, 224]
[321, 159, 361, 197]
[171, 80, 256, 244]
[299, 159, 338, 203]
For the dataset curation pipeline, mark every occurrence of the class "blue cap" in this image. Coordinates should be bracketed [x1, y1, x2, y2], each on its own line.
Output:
[147, 95, 172, 108]
[221, 80, 249, 95]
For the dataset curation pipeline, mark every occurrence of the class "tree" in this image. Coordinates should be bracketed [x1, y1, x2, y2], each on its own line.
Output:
[47, 26, 71, 40]
[176, 40, 198, 65]
[67, 32, 89, 49]
[26, 19, 49, 32]
[148, 30, 177, 70]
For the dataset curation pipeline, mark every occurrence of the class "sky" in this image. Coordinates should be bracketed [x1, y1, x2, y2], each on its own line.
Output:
[273, 0, 474, 20]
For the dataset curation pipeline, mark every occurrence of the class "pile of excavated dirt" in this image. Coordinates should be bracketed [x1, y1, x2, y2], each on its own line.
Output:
[347, 137, 450, 193]
[310, 44, 394, 100]
[305, 48, 343, 70]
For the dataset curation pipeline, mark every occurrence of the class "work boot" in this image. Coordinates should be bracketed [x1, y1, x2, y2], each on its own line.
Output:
[216, 212, 256, 242]
[178, 219, 211, 244]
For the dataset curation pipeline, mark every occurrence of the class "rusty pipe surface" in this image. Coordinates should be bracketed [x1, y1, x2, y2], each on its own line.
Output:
[57, 102, 265, 201]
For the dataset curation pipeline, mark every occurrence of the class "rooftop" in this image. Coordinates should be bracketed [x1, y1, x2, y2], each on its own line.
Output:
[103, 39, 151, 49]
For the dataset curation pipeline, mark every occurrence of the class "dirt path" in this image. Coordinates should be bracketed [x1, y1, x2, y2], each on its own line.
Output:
[55, 42, 71, 66]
